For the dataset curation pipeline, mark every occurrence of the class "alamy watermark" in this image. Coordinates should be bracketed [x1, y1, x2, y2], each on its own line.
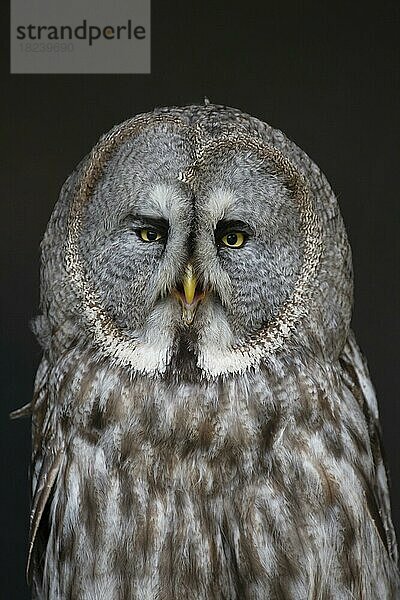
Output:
[10, 0, 151, 74]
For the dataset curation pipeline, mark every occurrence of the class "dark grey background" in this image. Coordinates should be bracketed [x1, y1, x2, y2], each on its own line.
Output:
[1, 2, 399, 597]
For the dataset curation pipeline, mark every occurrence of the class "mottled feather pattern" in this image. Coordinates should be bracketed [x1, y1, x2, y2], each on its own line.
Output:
[31, 341, 398, 598]
[27, 104, 399, 598]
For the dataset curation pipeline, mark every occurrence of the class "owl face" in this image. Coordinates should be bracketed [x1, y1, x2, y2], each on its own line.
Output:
[42, 106, 353, 376]
[77, 121, 304, 373]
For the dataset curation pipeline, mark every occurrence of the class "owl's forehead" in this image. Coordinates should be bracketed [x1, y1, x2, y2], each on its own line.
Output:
[93, 123, 294, 225]
[102, 124, 268, 181]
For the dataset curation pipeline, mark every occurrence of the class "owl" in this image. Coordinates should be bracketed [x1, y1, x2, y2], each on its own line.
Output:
[21, 103, 399, 598]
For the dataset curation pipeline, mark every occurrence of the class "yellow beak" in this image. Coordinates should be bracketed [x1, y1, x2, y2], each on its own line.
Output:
[182, 263, 197, 304]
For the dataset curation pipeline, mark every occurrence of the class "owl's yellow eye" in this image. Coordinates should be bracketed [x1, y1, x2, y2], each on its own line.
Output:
[139, 228, 162, 242]
[220, 231, 245, 248]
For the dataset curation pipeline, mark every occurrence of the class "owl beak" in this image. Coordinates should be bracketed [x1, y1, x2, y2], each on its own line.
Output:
[173, 264, 205, 324]
[182, 264, 197, 305]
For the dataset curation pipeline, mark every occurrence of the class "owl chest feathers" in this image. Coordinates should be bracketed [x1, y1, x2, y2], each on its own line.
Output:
[35, 357, 398, 599]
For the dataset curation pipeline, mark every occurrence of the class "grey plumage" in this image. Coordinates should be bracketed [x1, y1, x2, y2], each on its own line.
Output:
[26, 104, 399, 598]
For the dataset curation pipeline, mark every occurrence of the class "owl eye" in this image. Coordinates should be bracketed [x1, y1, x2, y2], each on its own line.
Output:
[220, 231, 246, 248]
[138, 228, 163, 242]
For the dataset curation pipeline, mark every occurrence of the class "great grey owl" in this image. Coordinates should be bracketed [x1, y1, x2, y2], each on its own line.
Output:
[20, 103, 399, 598]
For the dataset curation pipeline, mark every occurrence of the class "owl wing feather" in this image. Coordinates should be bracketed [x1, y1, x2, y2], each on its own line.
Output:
[27, 449, 63, 580]
[340, 330, 398, 564]
[26, 356, 64, 582]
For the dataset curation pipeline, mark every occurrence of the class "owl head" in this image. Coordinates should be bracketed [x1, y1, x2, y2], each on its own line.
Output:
[39, 104, 353, 379]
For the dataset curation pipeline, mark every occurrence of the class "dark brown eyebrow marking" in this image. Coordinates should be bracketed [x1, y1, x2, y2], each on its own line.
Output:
[214, 219, 253, 241]
[124, 214, 169, 233]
